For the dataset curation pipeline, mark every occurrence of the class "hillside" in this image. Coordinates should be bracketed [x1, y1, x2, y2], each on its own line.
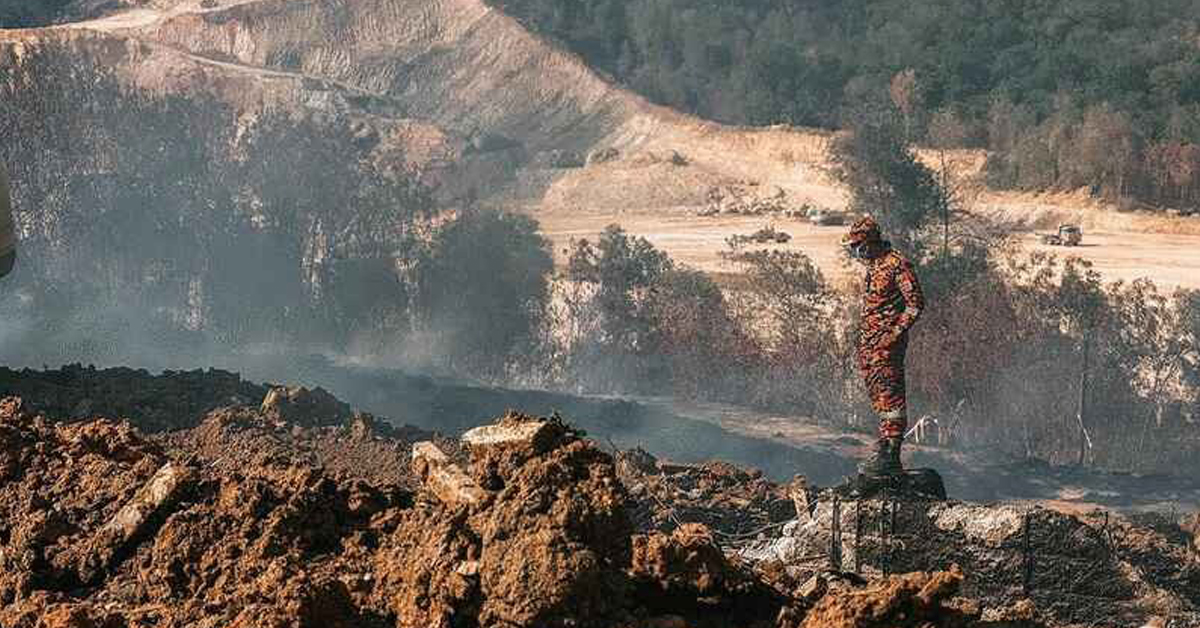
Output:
[4, 0, 1200, 291]
[1, 7, 1199, 627]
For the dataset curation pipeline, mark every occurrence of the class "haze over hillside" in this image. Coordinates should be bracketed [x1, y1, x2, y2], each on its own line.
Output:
[5, 0, 1200, 292]
[3, 0, 834, 201]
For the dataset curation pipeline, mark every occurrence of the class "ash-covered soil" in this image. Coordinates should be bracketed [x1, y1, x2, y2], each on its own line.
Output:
[0, 367, 1189, 627]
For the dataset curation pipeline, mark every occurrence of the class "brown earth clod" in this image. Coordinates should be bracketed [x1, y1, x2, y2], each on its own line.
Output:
[0, 368, 1181, 628]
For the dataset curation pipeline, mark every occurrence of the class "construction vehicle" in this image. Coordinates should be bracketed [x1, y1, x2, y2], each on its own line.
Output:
[809, 208, 848, 226]
[1040, 224, 1082, 246]
[0, 165, 16, 278]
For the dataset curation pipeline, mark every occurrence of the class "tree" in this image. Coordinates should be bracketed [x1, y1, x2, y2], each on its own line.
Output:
[566, 224, 672, 355]
[413, 209, 553, 380]
[831, 105, 947, 258]
[1144, 140, 1200, 205]
[927, 106, 972, 256]
[1067, 104, 1138, 198]
[889, 68, 922, 142]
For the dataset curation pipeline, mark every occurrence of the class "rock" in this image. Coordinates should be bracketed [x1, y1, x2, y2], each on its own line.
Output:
[631, 524, 730, 596]
[74, 462, 193, 583]
[260, 385, 351, 427]
[412, 441, 488, 508]
[629, 523, 792, 624]
[798, 574, 827, 600]
[99, 462, 192, 544]
[379, 415, 639, 627]
[587, 146, 620, 165]
[461, 420, 555, 450]
[929, 502, 1025, 547]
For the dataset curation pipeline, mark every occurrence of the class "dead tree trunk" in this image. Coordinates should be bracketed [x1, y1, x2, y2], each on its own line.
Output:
[1076, 335, 1092, 466]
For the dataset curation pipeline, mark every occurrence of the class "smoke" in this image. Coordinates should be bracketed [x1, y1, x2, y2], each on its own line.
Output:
[3, 29, 1198, 498]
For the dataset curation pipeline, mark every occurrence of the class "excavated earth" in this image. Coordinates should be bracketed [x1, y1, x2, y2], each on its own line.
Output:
[0, 367, 1190, 627]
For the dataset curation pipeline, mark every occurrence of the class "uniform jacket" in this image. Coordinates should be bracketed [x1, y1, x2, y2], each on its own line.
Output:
[857, 246, 923, 367]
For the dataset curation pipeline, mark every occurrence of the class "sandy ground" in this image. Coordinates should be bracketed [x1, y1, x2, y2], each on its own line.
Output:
[538, 209, 857, 283]
[1020, 229, 1200, 289]
[536, 206, 1200, 291]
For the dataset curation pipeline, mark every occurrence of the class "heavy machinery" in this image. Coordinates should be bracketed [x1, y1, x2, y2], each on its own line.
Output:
[1040, 224, 1082, 246]
[0, 165, 15, 278]
[808, 207, 849, 226]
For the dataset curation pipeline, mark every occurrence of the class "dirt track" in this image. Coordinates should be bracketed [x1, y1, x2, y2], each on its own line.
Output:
[536, 206, 1200, 291]
[537, 210, 855, 284]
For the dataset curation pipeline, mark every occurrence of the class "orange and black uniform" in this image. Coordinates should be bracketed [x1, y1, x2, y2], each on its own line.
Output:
[856, 245, 923, 439]
[0, 165, 15, 277]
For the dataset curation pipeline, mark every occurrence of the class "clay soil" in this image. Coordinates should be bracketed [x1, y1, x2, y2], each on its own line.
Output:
[0, 367, 1052, 628]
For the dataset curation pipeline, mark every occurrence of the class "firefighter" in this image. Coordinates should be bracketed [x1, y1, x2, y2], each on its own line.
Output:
[0, 164, 15, 278]
[843, 216, 923, 476]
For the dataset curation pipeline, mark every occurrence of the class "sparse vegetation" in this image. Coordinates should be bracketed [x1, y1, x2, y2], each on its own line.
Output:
[540, 109, 1200, 475]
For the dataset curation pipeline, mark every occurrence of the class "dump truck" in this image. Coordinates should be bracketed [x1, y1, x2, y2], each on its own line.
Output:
[1040, 224, 1082, 246]
[0, 165, 16, 278]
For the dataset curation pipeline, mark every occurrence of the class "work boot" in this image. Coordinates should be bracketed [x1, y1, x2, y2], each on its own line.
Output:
[858, 437, 903, 477]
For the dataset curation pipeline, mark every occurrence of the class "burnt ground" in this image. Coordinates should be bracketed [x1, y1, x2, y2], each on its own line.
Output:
[0, 366, 1193, 627]
[172, 354, 1200, 513]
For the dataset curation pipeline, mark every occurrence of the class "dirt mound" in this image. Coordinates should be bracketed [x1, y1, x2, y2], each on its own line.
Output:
[0, 377, 1130, 628]
[0, 392, 808, 628]
[259, 385, 352, 427]
[380, 413, 635, 626]
[0, 394, 414, 627]
[618, 448, 796, 540]
[799, 567, 998, 628]
[0, 365, 267, 432]
[156, 405, 440, 489]
[630, 523, 794, 626]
